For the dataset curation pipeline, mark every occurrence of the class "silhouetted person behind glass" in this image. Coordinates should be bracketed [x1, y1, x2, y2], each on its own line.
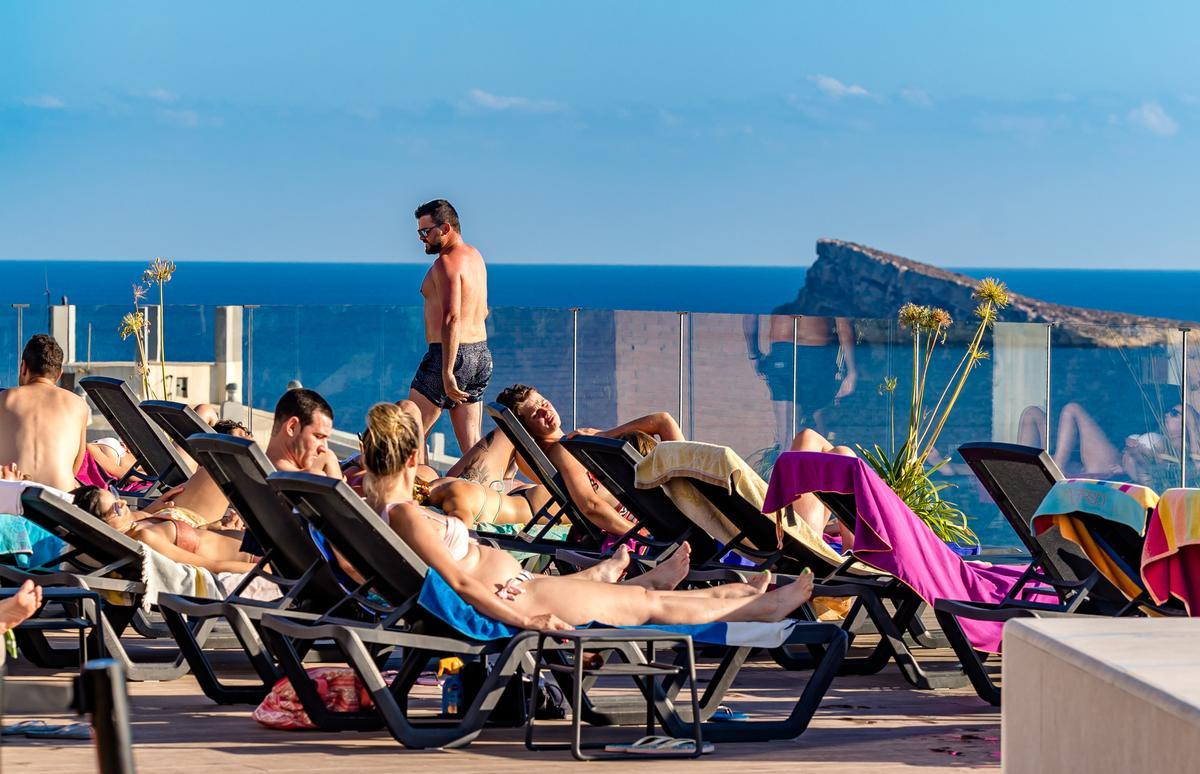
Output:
[744, 306, 857, 449]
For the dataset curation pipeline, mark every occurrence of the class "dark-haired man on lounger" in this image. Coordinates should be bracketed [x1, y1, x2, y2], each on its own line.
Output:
[497, 384, 684, 547]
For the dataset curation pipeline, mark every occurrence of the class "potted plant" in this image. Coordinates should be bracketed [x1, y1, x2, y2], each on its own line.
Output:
[857, 278, 1011, 550]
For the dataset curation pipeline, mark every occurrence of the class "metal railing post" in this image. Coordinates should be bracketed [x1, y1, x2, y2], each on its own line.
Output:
[570, 307, 579, 430]
[791, 315, 800, 439]
[12, 303, 28, 379]
[245, 305, 258, 437]
[1044, 323, 1053, 451]
[677, 312, 687, 425]
[1181, 327, 1190, 487]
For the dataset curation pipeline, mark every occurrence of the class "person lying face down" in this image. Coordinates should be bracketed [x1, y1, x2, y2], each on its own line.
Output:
[496, 384, 686, 541]
[358, 401, 811, 631]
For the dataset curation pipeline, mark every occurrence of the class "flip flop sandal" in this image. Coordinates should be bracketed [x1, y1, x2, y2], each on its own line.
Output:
[605, 735, 715, 755]
[415, 671, 441, 687]
[23, 722, 92, 740]
[710, 705, 751, 722]
[2, 720, 49, 736]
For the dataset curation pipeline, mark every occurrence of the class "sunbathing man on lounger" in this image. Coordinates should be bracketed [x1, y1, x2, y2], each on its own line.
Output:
[0, 335, 88, 492]
[497, 383, 685, 545]
[359, 402, 806, 630]
[265, 388, 341, 479]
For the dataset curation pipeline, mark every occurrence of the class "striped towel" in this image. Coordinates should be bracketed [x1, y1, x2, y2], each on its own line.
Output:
[1141, 488, 1200, 614]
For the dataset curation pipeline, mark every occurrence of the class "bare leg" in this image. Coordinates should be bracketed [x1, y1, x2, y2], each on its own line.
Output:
[1054, 402, 1120, 474]
[515, 571, 813, 627]
[788, 429, 856, 538]
[407, 389, 442, 465]
[1018, 405, 1048, 449]
[771, 399, 791, 451]
[448, 402, 484, 459]
[0, 579, 43, 634]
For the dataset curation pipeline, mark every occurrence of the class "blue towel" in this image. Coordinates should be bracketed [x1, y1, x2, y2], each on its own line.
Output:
[417, 567, 800, 647]
[0, 514, 63, 569]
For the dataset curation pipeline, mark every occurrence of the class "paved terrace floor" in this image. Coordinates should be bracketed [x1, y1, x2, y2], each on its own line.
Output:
[2, 632, 1001, 773]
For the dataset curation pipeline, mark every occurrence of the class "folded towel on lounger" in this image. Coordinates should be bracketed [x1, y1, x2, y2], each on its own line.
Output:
[1141, 488, 1200, 615]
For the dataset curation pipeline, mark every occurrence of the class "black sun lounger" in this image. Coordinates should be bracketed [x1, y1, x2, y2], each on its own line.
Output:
[80, 376, 192, 496]
[562, 436, 959, 687]
[262, 471, 848, 746]
[0, 487, 220, 681]
[935, 441, 1178, 704]
[486, 402, 682, 558]
[141, 400, 212, 458]
[156, 434, 353, 704]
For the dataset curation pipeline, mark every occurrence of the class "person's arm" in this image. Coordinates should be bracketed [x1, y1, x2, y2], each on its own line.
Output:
[73, 406, 88, 475]
[397, 503, 568, 629]
[437, 261, 470, 404]
[834, 317, 857, 400]
[547, 444, 637, 535]
[598, 412, 684, 442]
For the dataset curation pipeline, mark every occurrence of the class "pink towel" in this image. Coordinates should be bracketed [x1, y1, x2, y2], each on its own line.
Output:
[1141, 488, 1200, 615]
[75, 448, 114, 489]
[763, 451, 1056, 653]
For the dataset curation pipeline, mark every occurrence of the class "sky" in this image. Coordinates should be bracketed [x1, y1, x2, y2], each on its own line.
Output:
[3, 1, 1199, 268]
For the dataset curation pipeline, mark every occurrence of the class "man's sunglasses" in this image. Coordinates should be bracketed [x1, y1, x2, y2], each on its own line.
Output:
[417, 225, 440, 238]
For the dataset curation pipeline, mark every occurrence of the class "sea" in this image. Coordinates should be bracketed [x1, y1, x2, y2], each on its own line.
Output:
[2, 260, 1199, 320]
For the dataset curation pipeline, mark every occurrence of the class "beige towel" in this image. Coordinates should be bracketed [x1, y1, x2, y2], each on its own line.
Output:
[634, 440, 845, 566]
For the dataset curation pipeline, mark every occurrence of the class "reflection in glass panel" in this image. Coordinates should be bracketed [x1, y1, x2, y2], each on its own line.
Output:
[575, 309, 681, 433]
[1050, 323, 1185, 493]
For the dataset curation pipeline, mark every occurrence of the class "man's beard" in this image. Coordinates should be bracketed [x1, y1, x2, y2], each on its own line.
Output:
[424, 238, 442, 255]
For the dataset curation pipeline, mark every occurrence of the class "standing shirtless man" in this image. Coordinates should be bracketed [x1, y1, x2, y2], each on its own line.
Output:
[408, 199, 491, 458]
[0, 335, 88, 491]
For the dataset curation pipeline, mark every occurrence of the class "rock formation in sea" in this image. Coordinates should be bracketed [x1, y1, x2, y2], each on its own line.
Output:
[792, 239, 1196, 345]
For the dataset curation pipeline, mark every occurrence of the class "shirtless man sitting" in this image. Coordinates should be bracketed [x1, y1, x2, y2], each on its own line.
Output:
[496, 383, 684, 544]
[0, 335, 88, 492]
[264, 388, 341, 477]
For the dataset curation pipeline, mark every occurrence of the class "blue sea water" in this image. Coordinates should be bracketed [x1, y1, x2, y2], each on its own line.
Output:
[2, 260, 1199, 320]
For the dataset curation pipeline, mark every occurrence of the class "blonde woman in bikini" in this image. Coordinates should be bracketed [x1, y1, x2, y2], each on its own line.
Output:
[357, 402, 812, 631]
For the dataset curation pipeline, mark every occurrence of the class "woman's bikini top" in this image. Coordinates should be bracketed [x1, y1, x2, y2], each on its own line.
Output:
[382, 502, 471, 562]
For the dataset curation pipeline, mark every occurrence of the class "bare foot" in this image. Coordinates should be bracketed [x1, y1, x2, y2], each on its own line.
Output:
[643, 542, 692, 590]
[767, 571, 813, 622]
[749, 572, 771, 594]
[0, 579, 43, 634]
[587, 545, 632, 584]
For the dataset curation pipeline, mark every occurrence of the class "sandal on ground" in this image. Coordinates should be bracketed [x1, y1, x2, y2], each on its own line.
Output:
[710, 705, 751, 722]
[604, 735, 715, 755]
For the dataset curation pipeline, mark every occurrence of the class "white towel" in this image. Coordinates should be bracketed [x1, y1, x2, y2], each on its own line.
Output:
[137, 544, 225, 610]
[0, 479, 72, 515]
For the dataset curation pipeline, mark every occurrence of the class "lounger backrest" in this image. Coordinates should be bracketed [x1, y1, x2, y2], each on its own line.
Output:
[954, 441, 1123, 595]
[560, 436, 720, 560]
[79, 376, 191, 489]
[142, 401, 212, 457]
[266, 472, 427, 606]
[689, 478, 844, 576]
[485, 402, 603, 544]
[19, 487, 143, 575]
[956, 442, 1062, 558]
[187, 434, 332, 585]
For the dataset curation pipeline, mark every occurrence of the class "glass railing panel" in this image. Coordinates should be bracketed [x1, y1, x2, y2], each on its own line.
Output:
[1051, 322, 1187, 493]
[576, 309, 682, 432]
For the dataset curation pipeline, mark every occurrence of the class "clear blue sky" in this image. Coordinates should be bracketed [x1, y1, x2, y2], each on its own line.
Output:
[3, 1, 1198, 267]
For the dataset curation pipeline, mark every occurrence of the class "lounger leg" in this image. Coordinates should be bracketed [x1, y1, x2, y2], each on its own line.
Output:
[933, 605, 1001, 705]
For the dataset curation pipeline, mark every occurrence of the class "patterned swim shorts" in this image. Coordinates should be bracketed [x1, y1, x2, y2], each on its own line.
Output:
[410, 341, 493, 409]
